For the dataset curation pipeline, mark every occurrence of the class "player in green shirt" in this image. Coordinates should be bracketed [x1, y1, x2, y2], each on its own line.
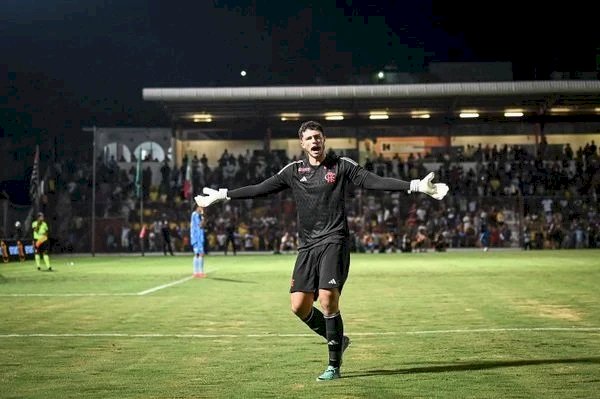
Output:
[32, 212, 51, 271]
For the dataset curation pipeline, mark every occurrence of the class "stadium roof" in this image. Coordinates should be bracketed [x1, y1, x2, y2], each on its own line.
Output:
[143, 81, 600, 126]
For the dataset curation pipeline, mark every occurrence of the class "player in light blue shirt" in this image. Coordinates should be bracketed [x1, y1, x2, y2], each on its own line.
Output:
[190, 205, 206, 278]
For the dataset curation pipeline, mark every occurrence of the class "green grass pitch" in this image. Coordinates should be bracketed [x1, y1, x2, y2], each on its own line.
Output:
[1, 250, 599, 398]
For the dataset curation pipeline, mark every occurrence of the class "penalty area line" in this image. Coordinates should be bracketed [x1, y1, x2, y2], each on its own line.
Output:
[0, 272, 214, 297]
[0, 293, 138, 297]
[1, 327, 599, 339]
[136, 276, 194, 295]
[136, 269, 217, 295]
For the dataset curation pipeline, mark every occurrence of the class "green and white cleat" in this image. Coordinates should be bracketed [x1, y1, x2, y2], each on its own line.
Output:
[316, 366, 341, 381]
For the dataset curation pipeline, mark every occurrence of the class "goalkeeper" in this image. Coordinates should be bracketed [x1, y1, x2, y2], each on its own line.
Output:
[190, 204, 206, 278]
[195, 120, 449, 381]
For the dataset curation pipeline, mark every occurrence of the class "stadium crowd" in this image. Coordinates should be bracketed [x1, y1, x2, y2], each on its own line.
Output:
[22, 138, 600, 254]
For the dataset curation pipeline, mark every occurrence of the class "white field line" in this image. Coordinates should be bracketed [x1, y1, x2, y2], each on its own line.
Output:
[0, 293, 138, 297]
[0, 272, 213, 297]
[0, 327, 599, 339]
[136, 276, 194, 295]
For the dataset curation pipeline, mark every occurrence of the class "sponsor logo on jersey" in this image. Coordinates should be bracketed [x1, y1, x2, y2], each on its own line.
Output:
[298, 167, 311, 174]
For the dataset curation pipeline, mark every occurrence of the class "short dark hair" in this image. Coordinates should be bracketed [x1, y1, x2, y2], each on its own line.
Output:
[298, 121, 324, 139]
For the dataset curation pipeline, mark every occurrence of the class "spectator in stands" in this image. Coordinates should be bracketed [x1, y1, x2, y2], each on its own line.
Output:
[243, 229, 255, 251]
[433, 230, 447, 252]
[563, 143, 574, 161]
[160, 160, 171, 190]
[499, 224, 512, 247]
[362, 231, 376, 253]
[280, 231, 297, 253]
[400, 232, 412, 253]
[121, 224, 132, 252]
[523, 226, 531, 251]
[479, 222, 490, 252]
[161, 219, 175, 256]
[139, 224, 148, 253]
[105, 226, 118, 251]
[224, 218, 237, 255]
[194, 120, 448, 381]
[384, 232, 397, 253]
[413, 225, 429, 252]
[148, 231, 157, 252]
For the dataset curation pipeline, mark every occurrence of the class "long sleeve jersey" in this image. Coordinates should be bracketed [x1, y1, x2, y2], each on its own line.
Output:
[190, 210, 204, 249]
[228, 153, 411, 250]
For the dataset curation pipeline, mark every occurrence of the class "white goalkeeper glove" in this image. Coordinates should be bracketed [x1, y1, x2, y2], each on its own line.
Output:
[409, 172, 449, 200]
[194, 187, 230, 208]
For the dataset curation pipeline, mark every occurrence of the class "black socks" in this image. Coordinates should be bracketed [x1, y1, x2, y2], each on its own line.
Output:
[324, 312, 344, 368]
[301, 307, 344, 368]
[301, 307, 327, 339]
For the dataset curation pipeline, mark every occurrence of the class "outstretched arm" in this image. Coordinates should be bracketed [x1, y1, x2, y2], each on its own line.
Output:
[228, 175, 288, 199]
[360, 172, 411, 191]
[358, 170, 449, 200]
[195, 175, 288, 208]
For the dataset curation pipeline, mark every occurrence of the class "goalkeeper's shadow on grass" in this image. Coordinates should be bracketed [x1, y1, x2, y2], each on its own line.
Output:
[342, 356, 600, 378]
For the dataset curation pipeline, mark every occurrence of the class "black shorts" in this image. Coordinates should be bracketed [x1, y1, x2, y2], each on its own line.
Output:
[290, 242, 350, 296]
[35, 239, 49, 254]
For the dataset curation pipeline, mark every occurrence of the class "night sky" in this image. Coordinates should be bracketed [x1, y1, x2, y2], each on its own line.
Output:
[2, 0, 599, 187]
[3, 1, 599, 123]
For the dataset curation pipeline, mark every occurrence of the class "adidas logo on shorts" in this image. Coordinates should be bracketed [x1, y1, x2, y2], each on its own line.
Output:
[328, 278, 337, 285]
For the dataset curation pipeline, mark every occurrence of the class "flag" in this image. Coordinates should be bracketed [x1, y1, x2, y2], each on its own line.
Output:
[135, 150, 142, 198]
[29, 145, 40, 203]
[182, 156, 192, 200]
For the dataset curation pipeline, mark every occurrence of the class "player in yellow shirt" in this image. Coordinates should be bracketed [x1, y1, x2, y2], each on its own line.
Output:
[32, 212, 51, 271]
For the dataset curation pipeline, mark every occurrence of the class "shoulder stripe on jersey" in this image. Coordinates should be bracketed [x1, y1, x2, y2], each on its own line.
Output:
[340, 157, 359, 166]
[278, 160, 303, 175]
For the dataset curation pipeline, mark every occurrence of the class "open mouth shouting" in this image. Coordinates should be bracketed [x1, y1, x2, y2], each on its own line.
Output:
[310, 144, 322, 156]
[300, 128, 325, 162]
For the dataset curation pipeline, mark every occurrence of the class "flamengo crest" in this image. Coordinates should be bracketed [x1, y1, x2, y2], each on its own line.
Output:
[324, 171, 336, 183]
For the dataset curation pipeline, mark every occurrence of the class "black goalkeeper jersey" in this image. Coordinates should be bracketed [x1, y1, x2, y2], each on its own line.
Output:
[228, 153, 411, 250]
